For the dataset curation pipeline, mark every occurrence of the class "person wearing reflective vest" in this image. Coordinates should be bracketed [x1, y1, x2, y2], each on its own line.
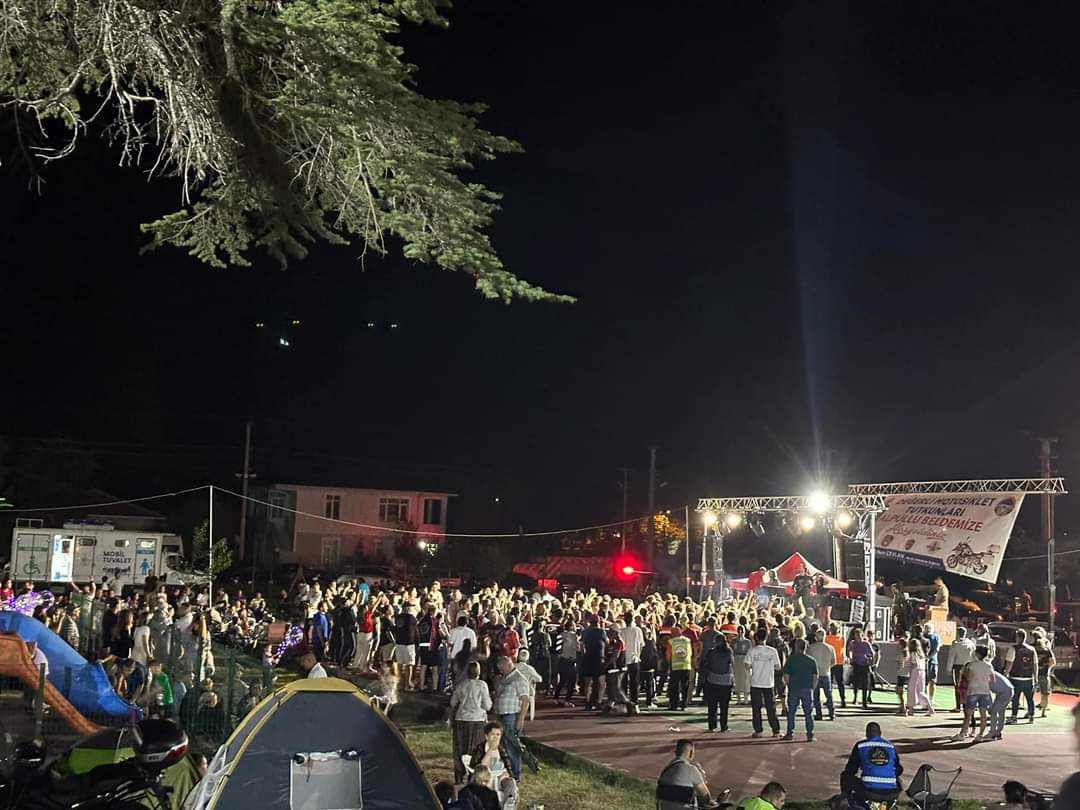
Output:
[841, 721, 904, 802]
[667, 627, 693, 711]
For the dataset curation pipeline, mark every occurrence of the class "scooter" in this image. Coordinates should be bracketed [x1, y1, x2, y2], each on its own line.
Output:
[0, 718, 188, 810]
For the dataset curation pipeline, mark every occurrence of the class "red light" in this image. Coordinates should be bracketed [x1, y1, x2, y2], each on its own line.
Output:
[614, 553, 641, 580]
[621, 565, 635, 576]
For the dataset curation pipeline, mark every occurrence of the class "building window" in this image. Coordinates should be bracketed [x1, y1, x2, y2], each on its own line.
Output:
[423, 498, 443, 525]
[325, 494, 341, 520]
[270, 491, 287, 520]
[378, 497, 409, 523]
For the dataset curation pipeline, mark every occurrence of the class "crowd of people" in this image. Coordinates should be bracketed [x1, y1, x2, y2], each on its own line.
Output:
[284, 570, 1074, 810]
[5, 575, 276, 753]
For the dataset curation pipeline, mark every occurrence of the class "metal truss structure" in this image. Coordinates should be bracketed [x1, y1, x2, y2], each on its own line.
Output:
[848, 478, 1066, 495]
[695, 494, 887, 515]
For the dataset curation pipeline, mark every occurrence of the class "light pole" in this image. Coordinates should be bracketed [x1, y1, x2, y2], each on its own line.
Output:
[699, 512, 716, 601]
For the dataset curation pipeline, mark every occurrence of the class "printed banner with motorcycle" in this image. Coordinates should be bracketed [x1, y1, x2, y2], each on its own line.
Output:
[874, 492, 1025, 583]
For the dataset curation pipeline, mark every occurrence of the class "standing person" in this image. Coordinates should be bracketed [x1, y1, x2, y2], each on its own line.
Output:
[696, 617, 720, 700]
[767, 627, 788, 716]
[667, 625, 693, 712]
[492, 656, 531, 783]
[782, 638, 818, 742]
[621, 612, 645, 708]
[449, 660, 492, 784]
[847, 629, 874, 709]
[580, 615, 607, 711]
[808, 629, 837, 721]
[923, 622, 941, 704]
[59, 605, 81, 651]
[825, 623, 847, 710]
[351, 602, 377, 673]
[396, 602, 419, 692]
[1003, 628, 1038, 724]
[988, 669, 1015, 741]
[377, 604, 397, 675]
[955, 645, 994, 741]
[903, 638, 934, 716]
[131, 611, 153, 670]
[949, 627, 976, 712]
[556, 617, 580, 706]
[699, 634, 734, 733]
[747, 629, 782, 739]
[1033, 627, 1056, 718]
[732, 625, 752, 706]
[640, 623, 660, 709]
[602, 627, 633, 715]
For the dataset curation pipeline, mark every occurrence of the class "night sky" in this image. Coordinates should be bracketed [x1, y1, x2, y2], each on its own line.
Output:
[4, 1, 1080, 535]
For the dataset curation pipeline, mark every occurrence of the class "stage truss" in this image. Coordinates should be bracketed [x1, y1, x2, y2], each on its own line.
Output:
[695, 477, 1066, 635]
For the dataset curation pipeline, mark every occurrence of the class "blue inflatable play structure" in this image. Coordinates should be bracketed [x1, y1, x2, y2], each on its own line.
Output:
[0, 611, 140, 721]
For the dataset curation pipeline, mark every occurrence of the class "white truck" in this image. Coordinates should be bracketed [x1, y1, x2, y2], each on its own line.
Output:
[9, 523, 204, 588]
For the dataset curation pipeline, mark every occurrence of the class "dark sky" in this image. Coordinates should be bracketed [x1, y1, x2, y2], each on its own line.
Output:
[3, 1, 1080, 532]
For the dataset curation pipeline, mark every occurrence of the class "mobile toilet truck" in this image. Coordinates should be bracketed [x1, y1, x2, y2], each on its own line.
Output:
[9, 523, 205, 588]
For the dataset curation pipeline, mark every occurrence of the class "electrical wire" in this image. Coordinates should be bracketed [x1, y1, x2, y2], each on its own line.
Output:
[2, 485, 210, 513]
[1004, 546, 1080, 561]
[213, 485, 656, 539]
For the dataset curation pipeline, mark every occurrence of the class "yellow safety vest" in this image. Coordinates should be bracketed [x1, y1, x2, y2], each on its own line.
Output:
[669, 636, 692, 671]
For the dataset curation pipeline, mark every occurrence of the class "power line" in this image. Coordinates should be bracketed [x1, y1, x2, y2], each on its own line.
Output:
[2, 485, 210, 513]
[1004, 546, 1080, 561]
[214, 485, 654, 540]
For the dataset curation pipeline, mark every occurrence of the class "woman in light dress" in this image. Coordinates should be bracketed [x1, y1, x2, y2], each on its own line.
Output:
[904, 638, 935, 715]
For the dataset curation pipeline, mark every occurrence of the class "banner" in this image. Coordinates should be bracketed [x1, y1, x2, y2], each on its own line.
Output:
[874, 493, 1025, 583]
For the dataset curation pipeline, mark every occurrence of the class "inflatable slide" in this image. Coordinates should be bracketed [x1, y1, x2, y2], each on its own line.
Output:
[0, 632, 102, 736]
[0, 612, 140, 721]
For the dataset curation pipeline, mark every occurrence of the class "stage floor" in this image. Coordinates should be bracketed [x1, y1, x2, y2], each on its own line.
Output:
[524, 685, 1077, 800]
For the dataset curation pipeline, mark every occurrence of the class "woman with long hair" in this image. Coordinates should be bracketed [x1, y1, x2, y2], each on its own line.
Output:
[904, 637, 934, 715]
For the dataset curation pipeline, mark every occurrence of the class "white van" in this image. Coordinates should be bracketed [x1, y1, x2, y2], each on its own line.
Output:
[9, 524, 204, 588]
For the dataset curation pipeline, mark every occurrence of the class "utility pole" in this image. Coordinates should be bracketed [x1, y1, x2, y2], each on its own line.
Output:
[646, 445, 658, 569]
[618, 468, 630, 552]
[1037, 436, 1058, 633]
[684, 505, 691, 597]
[208, 485, 214, 607]
[237, 421, 254, 561]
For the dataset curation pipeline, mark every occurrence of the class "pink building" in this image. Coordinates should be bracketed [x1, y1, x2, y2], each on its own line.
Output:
[267, 484, 452, 570]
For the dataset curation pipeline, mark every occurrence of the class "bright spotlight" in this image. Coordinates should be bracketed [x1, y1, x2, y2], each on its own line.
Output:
[702, 511, 717, 527]
[799, 515, 817, 532]
[835, 510, 854, 530]
[807, 491, 830, 515]
[724, 512, 743, 529]
[417, 539, 428, 550]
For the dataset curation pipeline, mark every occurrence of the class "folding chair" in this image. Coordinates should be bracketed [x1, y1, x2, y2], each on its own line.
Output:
[655, 782, 697, 809]
[906, 763, 962, 810]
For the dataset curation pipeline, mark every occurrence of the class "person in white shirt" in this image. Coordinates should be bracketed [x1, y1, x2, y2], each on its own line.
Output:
[449, 660, 492, 784]
[954, 645, 994, 740]
[808, 629, 837, 721]
[620, 613, 645, 707]
[131, 612, 153, 670]
[949, 627, 976, 711]
[746, 629, 781, 737]
[449, 615, 478, 659]
[301, 653, 327, 679]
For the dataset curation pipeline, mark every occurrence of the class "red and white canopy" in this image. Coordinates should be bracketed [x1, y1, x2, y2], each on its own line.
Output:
[728, 551, 848, 592]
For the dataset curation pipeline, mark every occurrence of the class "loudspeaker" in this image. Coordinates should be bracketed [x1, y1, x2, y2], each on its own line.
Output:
[844, 539, 867, 592]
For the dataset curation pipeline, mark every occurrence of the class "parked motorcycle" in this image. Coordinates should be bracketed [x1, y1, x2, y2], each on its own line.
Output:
[0, 718, 188, 810]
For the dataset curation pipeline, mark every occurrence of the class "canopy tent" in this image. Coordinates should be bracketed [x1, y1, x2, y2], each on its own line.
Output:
[187, 676, 439, 810]
[727, 552, 848, 592]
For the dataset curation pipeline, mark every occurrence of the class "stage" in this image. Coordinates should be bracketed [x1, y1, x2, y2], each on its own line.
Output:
[524, 686, 1077, 800]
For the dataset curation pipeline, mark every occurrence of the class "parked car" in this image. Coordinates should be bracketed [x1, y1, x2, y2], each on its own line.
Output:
[986, 621, 1079, 676]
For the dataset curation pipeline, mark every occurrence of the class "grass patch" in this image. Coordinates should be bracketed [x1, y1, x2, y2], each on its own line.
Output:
[401, 721, 656, 810]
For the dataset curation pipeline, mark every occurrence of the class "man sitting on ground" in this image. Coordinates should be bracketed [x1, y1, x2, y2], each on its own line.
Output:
[841, 722, 903, 805]
[737, 782, 787, 810]
[657, 739, 716, 809]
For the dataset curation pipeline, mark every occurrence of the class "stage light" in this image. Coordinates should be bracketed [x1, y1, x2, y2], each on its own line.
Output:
[835, 510, 854, 529]
[807, 490, 830, 515]
[747, 516, 766, 537]
[724, 512, 742, 529]
[702, 511, 717, 527]
[799, 514, 817, 532]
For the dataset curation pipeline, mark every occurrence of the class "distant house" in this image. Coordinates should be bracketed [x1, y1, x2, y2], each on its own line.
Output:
[246, 483, 453, 570]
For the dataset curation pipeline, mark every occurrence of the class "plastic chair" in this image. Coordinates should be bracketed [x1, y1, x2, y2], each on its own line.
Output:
[906, 763, 961, 810]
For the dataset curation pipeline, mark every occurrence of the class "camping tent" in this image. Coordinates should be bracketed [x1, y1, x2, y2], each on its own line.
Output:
[727, 552, 848, 592]
[186, 677, 439, 810]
